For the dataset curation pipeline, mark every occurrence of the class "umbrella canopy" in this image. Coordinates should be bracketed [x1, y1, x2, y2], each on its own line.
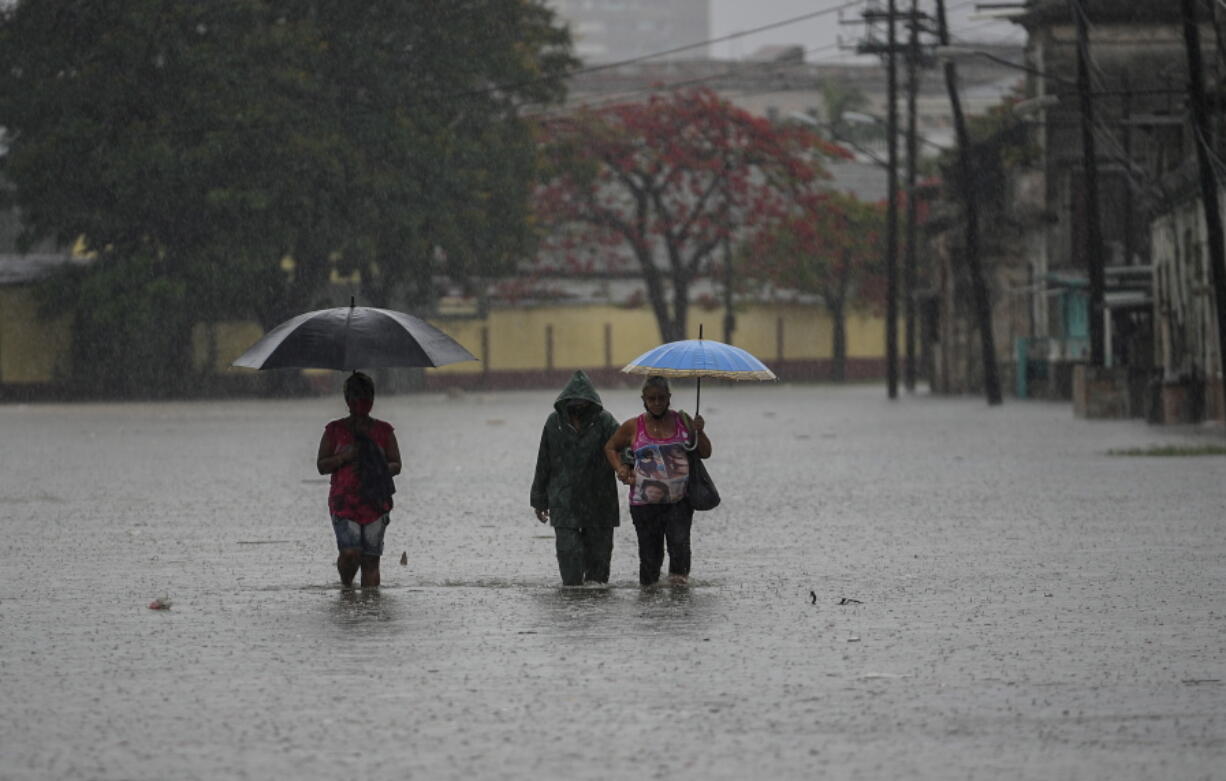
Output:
[621, 331, 775, 415]
[232, 302, 476, 371]
[621, 339, 776, 381]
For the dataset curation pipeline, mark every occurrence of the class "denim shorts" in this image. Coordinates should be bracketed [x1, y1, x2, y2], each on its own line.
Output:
[331, 515, 390, 557]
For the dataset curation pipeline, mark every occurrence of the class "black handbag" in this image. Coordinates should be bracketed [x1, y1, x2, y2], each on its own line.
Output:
[351, 426, 396, 510]
[686, 448, 720, 511]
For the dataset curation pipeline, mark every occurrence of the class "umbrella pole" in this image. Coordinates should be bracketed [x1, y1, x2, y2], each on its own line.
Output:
[695, 323, 703, 416]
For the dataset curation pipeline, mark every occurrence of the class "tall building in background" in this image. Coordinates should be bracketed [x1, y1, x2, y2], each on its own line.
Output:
[547, 0, 709, 63]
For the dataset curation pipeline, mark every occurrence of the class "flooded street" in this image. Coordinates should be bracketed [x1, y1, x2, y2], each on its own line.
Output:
[2, 384, 1224, 780]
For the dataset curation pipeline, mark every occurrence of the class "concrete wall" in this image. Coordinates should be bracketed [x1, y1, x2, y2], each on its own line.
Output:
[425, 302, 887, 377]
[1151, 199, 1221, 381]
[1149, 192, 1224, 422]
[3, 293, 893, 394]
[0, 287, 71, 384]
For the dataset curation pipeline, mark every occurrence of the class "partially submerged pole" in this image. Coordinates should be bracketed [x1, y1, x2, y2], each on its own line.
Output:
[935, 0, 1002, 405]
[1072, 0, 1107, 367]
[1181, 0, 1226, 409]
[904, 0, 921, 393]
[885, 0, 900, 399]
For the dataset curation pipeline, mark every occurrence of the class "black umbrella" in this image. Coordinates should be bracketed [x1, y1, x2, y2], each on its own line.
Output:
[232, 299, 476, 371]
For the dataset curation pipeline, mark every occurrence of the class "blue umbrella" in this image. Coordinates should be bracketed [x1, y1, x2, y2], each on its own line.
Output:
[622, 325, 776, 414]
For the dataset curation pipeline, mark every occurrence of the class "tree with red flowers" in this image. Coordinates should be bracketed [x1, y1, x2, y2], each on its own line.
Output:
[536, 89, 846, 343]
[749, 191, 887, 381]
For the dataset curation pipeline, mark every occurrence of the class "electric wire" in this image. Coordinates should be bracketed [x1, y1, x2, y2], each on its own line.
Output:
[533, 3, 1019, 123]
[529, 41, 844, 119]
[553, 0, 867, 79]
[25, 0, 874, 144]
[4, 0, 1032, 152]
[1064, 0, 1197, 199]
[1194, 123, 1226, 184]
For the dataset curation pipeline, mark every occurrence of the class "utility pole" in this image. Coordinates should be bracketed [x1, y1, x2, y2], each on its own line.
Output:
[855, 2, 901, 398]
[903, 0, 921, 392]
[1181, 0, 1226, 399]
[1071, 0, 1106, 367]
[935, 0, 1002, 404]
[885, 0, 899, 399]
[856, 1, 936, 398]
[859, 0, 901, 398]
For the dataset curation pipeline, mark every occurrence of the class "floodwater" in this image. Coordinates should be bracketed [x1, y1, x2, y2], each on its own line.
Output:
[1, 384, 1224, 780]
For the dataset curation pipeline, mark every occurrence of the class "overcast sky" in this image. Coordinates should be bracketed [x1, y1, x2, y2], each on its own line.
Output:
[708, 0, 1024, 63]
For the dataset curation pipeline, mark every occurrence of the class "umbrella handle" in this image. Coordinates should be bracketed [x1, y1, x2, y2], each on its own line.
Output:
[681, 408, 700, 452]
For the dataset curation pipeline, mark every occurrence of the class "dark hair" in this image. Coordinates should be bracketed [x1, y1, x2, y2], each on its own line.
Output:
[344, 371, 374, 399]
[641, 376, 670, 394]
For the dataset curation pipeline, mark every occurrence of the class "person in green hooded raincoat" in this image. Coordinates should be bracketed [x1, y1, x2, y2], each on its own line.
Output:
[531, 370, 621, 586]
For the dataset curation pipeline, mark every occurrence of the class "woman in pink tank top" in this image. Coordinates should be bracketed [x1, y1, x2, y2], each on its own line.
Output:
[604, 375, 713, 586]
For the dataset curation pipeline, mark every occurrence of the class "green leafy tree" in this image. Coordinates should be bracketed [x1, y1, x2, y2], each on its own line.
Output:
[0, 0, 573, 394]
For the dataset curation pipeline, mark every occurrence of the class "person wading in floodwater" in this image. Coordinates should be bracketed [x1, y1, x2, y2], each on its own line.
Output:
[316, 372, 401, 587]
[604, 375, 711, 587]
[531, 370, 621, 586]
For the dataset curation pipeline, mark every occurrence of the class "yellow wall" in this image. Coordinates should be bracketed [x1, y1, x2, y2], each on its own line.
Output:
[846, 312, 890, 358]
[192, 321, 270, 374]
[430, 302, 886, 374]
[0, 288, 72, 383]
[2, 287, 890, 385]
[734, 304, 827, 363]
[436, 305, 668, 373]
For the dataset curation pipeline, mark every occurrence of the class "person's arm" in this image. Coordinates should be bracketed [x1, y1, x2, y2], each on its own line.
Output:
[383, 431, 402, 477]
[316, 428, 354, 475]
[530, 423, 551, 521]
[604, 419, 636, 485]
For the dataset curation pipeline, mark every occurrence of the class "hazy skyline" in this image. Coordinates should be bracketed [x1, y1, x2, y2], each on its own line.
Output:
[709, 0, 1024, 63]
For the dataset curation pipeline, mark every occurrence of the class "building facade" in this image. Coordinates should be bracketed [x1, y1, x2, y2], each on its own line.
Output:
[922, 0, 1226, 421]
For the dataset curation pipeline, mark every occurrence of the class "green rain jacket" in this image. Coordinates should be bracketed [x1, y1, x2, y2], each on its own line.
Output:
[530, 370, 621, 529]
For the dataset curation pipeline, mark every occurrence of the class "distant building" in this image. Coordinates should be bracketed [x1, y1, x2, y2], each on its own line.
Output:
[523, 47, 1022, 345]
[917, 0, 1225, 422]
[546, 0, 709, 63]
[563, 48, 1026, 154]
[1009, 0, 1210, 418]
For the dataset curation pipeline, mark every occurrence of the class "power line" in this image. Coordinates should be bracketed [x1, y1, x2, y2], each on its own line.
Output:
[1194, 123, 1226, 184]
[393, 1, 872, 112]
[24, 1, 873, 144]
[11, 0, 1021, 145]
[534, 14, 1024, 121]
[532, 43, 845, 118]
[559, 0, 867, 78]
[1067, 0, 1117, 88]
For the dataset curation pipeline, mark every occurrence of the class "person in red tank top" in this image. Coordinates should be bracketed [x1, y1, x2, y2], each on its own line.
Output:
[316, 372, 402, 587]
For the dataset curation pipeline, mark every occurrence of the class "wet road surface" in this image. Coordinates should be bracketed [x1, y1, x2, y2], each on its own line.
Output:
[1, 384, 1224, 779]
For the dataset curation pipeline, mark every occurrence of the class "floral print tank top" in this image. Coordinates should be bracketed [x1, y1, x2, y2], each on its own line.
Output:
[629, 411, 691, 506]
